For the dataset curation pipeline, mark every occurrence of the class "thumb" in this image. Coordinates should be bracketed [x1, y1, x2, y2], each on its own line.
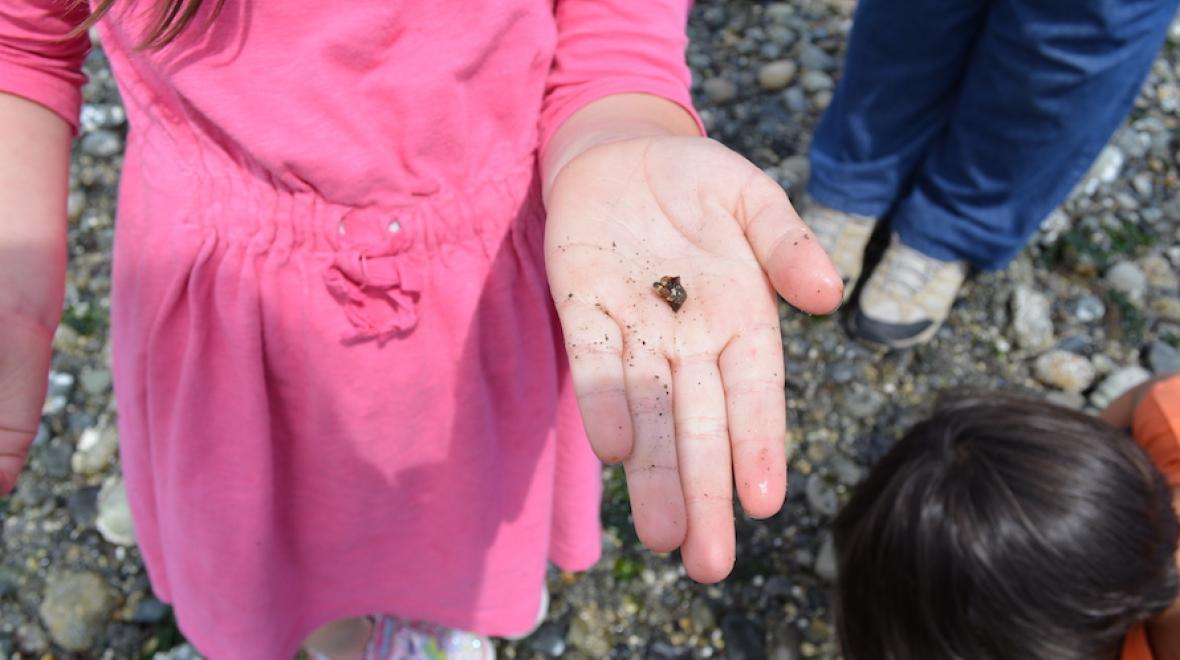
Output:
[735, 171, 844, 314]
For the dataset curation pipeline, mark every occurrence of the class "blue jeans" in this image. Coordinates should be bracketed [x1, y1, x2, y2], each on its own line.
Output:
[807, 0, 1178, 270]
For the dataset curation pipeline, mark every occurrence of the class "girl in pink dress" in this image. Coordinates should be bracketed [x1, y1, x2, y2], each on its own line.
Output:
[0, 0, 841, 657]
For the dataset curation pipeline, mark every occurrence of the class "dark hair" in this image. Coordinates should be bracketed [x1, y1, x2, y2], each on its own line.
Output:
[833, 391, 1179, 660]
[72, 0, 223, 50]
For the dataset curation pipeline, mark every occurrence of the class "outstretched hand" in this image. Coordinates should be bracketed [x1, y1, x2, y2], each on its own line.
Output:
[544, 136, 842, 582]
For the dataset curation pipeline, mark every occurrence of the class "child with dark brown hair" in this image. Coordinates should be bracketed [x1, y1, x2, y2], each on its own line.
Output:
[834, 376, 1180, 659]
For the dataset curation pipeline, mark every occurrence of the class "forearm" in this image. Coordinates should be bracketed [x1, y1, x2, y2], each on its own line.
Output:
[0, 91, 71, 491]
[540, 93, 700, 202]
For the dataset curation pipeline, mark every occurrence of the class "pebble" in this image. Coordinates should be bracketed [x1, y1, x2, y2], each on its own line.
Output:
[96, 476, 137, 546]
[1154, 297, 1180, 323]
[1132, 172, 1155, 199]
[79, 366, 113, 395]
[68, 189, 88, 221]
[1089, 366, 1152, 410]
[526, 622, 567, 657]
[72, 425, 119, 476]
[721, 614, 765, 660]
[65, 486, 100, 528]
[568, 605, 611, 657]
[1086, 145, 1125, 192]
[830, 454, 865, 486]
[1011, 286, 1054, 351]
[813, 532, 837, 582]
[152, 644, 204, 660]
[702, 77, 739, 104]
[1105, 260, 1148, 303]
[827, 361, 855, 384]
[758, 60, 798, 91]
[1072, 294, 1106, 324]
[783, 86, 808, 113]
[80, 129, 123, 158]
[40, 440, 75, 479]
[805, 474, 840, 517]
[38, 571, 116, 652]
[1142, 253, 1179, 292]
[131, 597, 172, 625]
[800, 70, 834, 92]
[798, 44, 836, 71]
[844, 385, 885, 419]
[1149, 341, 1180, 374]
[1033, 350, 1097, 394]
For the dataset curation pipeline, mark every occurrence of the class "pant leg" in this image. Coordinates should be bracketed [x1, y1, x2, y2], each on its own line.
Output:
[893, 0, 1179, 270]
[807, 0, 991, 217]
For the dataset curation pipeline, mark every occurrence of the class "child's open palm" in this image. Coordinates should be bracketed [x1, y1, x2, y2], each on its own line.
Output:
[545, 135, 842, 583]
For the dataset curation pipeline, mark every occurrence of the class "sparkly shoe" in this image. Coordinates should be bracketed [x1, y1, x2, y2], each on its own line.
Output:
[363, 618, 496, 660]
[849, 234, 967, 348]
[802, 203, 878, 301]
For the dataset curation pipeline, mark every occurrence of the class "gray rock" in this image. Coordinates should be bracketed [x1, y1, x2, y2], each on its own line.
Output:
[721, 614, 765, 660]
[805, 475, 839, 517]
[780, 154, 810, 186]
[1132, 172, 1154, 199]
[1033, 350, 1096, 394]
[800, 70, 833, 92]
[702, 77, 739, 104]
[782, 86, 807, 113]
[39, 571, 116, 652]
[16, 624, 49, 655]
[96, 476, 137, 546]
[131, 597, 171, 625]
[764, 3, 794, 24]
[80, 129, 123, 158]
[844, 385, 885, 419]
[827, 361, 855, 384]
[758, 60, 798, 91]
[40, 439, 74, 479]
[66, 486, 100, 528]
[526, 622, 566, 658]
[152, 643, 204, 660]
[1011, 286, 1054, 351]
[1142, 253, 1179, 292]
[813, 532, 836, 582]
[72, 425, 119, 476]
[68, 189, 88, 221]
[1149, 341, 1180, 374]
[79, 366, 113, 395]
[1045, 391, 1086, 410]
[568, 605, 611, 657]
[831, 454, 865, 487]
[1089, 366, 1152, 410]
[1072, 294, 1106, 324]
[1084, 145, 1124, 193]
[1106, 260, 1147, 303]
[798, 44, 835, 71]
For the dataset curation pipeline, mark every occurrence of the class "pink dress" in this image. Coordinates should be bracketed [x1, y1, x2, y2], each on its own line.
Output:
[0, 1, 697, 657]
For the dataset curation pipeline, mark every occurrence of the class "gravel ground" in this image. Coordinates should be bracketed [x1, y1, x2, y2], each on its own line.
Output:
[3, 1, 1180, 657]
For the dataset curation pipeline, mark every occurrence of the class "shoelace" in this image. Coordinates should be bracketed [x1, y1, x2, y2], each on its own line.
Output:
[876, 243, 940, 299]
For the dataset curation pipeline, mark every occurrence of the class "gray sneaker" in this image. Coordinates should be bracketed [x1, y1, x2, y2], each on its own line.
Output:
[802, 203, 878, 301]
[849, 234, 967, 348]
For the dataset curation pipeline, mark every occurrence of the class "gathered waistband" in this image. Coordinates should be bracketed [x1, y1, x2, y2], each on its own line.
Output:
[152, 162, 543, 256]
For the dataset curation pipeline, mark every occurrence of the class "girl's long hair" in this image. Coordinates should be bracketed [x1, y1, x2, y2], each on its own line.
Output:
[72, 0, 224, 50]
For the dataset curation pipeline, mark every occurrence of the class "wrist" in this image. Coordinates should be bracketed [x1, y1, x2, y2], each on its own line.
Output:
[541, 93, 700, 202]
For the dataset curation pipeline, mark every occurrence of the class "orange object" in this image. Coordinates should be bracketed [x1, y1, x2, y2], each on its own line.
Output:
[1123, 375, 1180, 660]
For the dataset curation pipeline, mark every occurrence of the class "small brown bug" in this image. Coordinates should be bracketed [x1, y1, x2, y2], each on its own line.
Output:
[652, 275, 686, 312]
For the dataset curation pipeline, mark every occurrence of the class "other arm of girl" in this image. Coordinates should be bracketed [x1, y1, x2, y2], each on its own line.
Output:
[0, 1, 92, 495]
[0, 93, 72, 496]
[539, 1, 842, 583]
